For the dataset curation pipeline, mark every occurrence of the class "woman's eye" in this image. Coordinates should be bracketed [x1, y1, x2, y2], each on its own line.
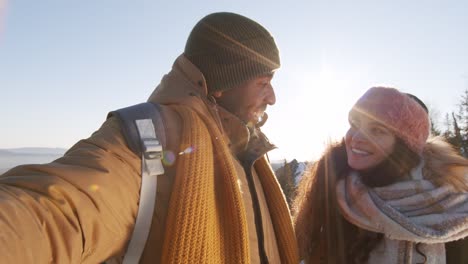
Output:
[371, 127, 385, 135]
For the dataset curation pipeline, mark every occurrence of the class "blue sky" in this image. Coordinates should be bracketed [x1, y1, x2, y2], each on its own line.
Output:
[1, 0, 467, 161]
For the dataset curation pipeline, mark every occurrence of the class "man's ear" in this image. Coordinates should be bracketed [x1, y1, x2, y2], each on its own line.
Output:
[212, 91, 223, 98]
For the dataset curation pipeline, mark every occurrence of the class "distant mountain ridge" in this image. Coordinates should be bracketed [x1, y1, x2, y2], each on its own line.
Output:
[0, 147, 67, 174]
[0, 148, 309, 179]
[275, 159, 309, 185]
[0, 147, 67, 156]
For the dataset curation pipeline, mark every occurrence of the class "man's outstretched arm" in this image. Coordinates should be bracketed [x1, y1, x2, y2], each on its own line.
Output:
[0, 117, 141, 263]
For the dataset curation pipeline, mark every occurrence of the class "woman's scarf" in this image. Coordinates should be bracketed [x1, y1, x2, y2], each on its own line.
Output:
[336, 164, 468, 264]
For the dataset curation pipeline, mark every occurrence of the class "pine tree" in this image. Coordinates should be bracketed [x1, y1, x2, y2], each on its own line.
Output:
[275, 159, 297, 207]
[430, 116, 441, 136]
[451, 112, 464, 154]
[457, 88, 468, 156]
[461, 89, 468, 135]
[439, 87, 468, 156]
[428, 104, 442, 136]
[443, 113, 454, 140]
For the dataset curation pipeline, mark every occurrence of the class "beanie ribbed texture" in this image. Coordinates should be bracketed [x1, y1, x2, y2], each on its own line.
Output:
[351, 87, 430, 154]
[184, 12, 280, 93]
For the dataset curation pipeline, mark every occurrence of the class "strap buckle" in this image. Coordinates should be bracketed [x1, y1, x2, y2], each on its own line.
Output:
[142, 138, 163, 160]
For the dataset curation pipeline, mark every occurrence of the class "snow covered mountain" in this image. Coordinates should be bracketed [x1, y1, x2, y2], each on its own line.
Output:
[274, 159, 310, 186]
[0, 148, 67, 174]
[0, 148, 311, 184]
[273, 159, 310, 206]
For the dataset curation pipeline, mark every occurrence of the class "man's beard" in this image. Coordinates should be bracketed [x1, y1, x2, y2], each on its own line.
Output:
[255, 112, 268, 128]
[249, 105, 267, 127]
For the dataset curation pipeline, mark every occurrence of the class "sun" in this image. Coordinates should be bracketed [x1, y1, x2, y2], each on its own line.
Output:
[267, 64, 353, 162]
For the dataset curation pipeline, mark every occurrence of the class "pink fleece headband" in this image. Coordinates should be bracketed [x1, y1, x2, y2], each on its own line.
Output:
[350, 87, 430, 154]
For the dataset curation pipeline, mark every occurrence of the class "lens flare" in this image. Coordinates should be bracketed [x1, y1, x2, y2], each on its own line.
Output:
[162, 151, 176, 166]
[89, 184, 99, 192]
[179, 146, 195, 155]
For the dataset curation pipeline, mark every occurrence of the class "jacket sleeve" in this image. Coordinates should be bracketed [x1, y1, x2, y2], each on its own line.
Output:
[0, 117, 142, 263]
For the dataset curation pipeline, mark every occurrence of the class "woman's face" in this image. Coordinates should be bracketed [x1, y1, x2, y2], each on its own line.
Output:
[345, 111, 397, 170]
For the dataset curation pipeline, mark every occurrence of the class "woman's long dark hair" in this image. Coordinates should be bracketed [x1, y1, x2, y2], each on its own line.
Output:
[293, 138, 421, 263]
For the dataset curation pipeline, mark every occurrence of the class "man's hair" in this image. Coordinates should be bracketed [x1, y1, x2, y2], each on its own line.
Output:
[184, 12, 280, 94]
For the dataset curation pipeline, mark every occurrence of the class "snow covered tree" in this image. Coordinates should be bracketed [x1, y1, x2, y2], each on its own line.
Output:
[275, 159, 298, 208]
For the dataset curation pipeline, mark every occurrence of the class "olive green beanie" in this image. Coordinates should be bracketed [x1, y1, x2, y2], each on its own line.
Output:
[184, 12, 280, 94]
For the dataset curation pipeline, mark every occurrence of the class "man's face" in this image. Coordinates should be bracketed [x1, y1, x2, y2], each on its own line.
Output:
[214, 74, 276, 126]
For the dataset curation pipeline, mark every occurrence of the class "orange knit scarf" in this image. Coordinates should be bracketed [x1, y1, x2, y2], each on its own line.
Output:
[161, 105, 298, 264]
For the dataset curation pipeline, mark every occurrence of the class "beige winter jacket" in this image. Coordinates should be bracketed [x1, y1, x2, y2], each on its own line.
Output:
[0, 55, 294, 263]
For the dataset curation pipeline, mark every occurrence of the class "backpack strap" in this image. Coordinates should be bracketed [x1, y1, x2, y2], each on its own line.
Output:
[108, 102, 165, 264]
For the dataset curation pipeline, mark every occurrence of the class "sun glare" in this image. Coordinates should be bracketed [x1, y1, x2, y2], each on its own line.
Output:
[271, 64, 353, 161]
[305, 65, 350, 130]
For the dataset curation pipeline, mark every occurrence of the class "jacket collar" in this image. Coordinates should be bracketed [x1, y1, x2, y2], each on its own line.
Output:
[148, 54, 275, 159]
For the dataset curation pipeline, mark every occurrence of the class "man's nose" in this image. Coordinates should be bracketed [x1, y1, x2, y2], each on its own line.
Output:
[265, 84, 276, 105]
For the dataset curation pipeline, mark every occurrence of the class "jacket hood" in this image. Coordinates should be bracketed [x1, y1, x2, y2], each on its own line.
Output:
[148, 54, 210, 110]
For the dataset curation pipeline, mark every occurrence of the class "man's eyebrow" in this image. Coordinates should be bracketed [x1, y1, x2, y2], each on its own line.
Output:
[261, 73, 274, 79]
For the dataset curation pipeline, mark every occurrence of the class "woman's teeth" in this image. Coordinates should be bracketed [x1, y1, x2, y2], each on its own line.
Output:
[352, 148, 369, 155]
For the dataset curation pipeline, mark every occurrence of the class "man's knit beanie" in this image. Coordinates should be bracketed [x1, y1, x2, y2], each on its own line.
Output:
[184, 12, 280, 94]
[350, 87, 430, 155]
